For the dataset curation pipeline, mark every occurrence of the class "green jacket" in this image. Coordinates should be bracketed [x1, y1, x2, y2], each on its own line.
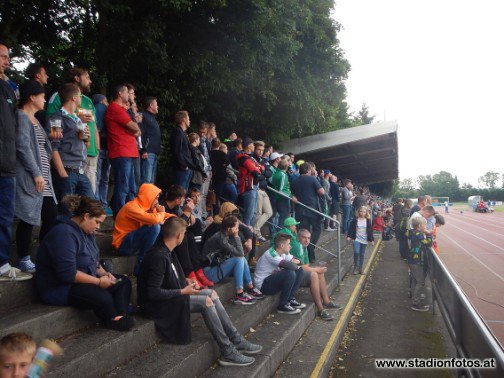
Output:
[272, 169, 291, 200]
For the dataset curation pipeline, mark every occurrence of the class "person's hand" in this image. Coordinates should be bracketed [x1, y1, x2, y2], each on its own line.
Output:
[291, 196, 298, 203]
[106, 272, 117, 283]
[292, 258, 301, 265]
[181, 282, 201, 295]
[78, 112, 93, 123]
[243, 239, 252, 252]
[186, 277, 201, 290]
[135, 113, 143, 123]
[98, 275, 114, 289]
[142, 152, 148, 159]
[371, 241, 375, 246]
[183, 198, 195, 213]
[96, 265, 107, 277]
[50, 130, 63, 140]
[34, 176, 44, 192]
[346, 237, 351, 241]
[155, 204, 165, 213]
[83, 126, 91, 141]
[206, 216, 214, 225]
[315, 266, 327, 273]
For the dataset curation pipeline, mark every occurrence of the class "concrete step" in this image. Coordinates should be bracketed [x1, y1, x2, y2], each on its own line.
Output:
[48, 318, 156, 378]
[203, 249, 342, 377]
[106, 235, 343, 378]
[0, 279, 38, 311]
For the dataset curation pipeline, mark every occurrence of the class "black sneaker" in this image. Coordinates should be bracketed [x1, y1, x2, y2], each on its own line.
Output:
[318, 309, 334, 321]
[277, 304, 301, 315]
[106, 315, 136, 331]
[289, 299, 306, 309]
[411, 304, 430, 312]
[218, 349, 255, 367]
[323, 301, 342, 310]
[246, 287, 265, 300]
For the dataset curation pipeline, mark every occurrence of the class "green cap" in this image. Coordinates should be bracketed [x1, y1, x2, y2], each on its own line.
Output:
[284, 217, 300, 226]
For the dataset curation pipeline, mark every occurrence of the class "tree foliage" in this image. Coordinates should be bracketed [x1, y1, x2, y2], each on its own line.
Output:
[478, 171, 500, 189]
[350, 103, 375, 126]
[1, 0, 352, 145]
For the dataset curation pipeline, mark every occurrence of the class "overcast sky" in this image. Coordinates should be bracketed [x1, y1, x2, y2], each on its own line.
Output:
[333, 0, 504, 187]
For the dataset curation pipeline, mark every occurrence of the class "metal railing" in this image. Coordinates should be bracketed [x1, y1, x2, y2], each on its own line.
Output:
[427, 248, 504, 377]
[219, 169, 343, 283]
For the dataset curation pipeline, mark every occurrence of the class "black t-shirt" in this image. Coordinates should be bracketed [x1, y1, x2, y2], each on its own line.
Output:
[210, 149, 229, 181]
[291, 175, 322, 212]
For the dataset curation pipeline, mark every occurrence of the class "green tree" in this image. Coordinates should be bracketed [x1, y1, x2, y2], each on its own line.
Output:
[417, 171, 460, 199]
[478, 171, 499, 189]
[351, 103, 375, 126]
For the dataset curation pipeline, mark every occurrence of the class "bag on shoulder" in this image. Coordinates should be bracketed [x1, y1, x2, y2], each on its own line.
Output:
[207, 189, 217, 206]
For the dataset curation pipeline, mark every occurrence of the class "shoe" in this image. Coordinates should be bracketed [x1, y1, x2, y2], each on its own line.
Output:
[235, 337, 263, 355]
[234, 292, 257, 305]
[106, 315, 136, 331]
[353, 267, 358, 275]
[257, 236, 267, 243]
[195, 269, 214, 287]
[246, 287, 265, 300]
[289, 299, 306, 309]
[277, 304, 301, 314]
[411, 304, 430, 312]
[218, 348, 255, 367]
[325, 227, 336, 231]
[0, 264, 33, 282]
[359, 268, 364, 275]
[319, 310, 334, 321]
[323, 301, 342, 310]
[18, 258, 36, 273]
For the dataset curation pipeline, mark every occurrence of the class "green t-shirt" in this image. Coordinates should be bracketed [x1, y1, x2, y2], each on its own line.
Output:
[272, 227, 309, 265]
[47, 92, 98, 157]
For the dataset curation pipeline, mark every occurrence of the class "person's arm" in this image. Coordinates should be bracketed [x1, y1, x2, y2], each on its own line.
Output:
[124, 120, 141, 136]
[218, 234, 244, 257]
[51, 150, 69, 178]
[278, 259, 299, 270]
[16, 115, 43, 188]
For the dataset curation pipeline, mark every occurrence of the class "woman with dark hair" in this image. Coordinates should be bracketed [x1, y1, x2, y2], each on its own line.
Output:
[14, 80, 58, 275]
[35, 195, 135, 331]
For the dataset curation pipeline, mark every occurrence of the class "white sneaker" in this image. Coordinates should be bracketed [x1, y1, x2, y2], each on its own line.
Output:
[0, 264, 33, 282]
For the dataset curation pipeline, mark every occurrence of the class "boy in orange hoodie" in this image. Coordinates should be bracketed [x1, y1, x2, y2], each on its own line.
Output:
[113, 184, 172, 270]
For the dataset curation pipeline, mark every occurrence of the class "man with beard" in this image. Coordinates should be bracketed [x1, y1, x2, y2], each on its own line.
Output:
[47, 67, 100, 193]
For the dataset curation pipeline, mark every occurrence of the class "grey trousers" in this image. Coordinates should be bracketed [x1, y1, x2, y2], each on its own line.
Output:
[190, 290, 241, 356]
[409, 264, 426, 306]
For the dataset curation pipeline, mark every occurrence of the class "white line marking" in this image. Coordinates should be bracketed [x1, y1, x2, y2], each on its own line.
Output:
[446, 215, 504, 238]
[440, 232, 504, 281]
[446, 222, 504, 253]
[450, 213, 504, 229]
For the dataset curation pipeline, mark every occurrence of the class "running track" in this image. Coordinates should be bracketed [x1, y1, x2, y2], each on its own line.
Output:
[436, 209, 504, 347]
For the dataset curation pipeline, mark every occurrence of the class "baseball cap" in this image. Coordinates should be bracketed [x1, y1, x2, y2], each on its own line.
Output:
[270, 152, 283, 160]
[284, 217, 300, 227]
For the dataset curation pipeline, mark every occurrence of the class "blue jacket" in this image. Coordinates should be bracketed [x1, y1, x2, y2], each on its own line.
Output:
[140, 111, 161, 155]
[35, 216, 100, 306]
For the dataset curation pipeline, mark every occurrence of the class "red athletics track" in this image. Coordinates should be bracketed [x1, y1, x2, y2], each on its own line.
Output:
[435, 208, 504, 347]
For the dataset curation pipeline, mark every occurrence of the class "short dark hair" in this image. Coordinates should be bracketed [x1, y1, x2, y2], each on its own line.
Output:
[211, 138, 221, 149]
[274, 233, 291, 248]
[165, 185, 186, 202]
[198, 121, 208, 130]
[25, 63, 45, 80]
[144, 96, 157, 109]
[434, 214, 445, 226]
[66, 67, 88, 84]
[59, 83, 80, 104]
[124, 82, 135, 91]
[112, 84, 126, 99]
[221, 215, 239, 231]
[174, 111, 188, 125]
[162, 217, 187, 238]
[232, 138, 243, 148]
[187, 187, 200, 196]
[299, 163, 310, 175]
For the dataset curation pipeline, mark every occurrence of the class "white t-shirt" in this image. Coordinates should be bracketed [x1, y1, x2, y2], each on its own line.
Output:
[356, 218, 368, 244]
[254, 248, 293, 289]
[408, 211, 422, 230]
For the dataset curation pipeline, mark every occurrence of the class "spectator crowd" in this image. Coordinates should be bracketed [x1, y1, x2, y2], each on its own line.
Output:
[0, 41, 445, 369]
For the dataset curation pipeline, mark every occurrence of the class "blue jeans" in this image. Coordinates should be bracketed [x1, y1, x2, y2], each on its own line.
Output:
[110, 157, 137, 216]
[342, 204, 353, 234]
[140, 153, 158, 185]
[0, 177, 15, 265]
[353, 240, 367, 268]
[52, 170, 94, 202]
[203, 257, 252, 291]
[223, 183, 238, 204]
[117, 225, 161, 265]
[96, 149, 111, 207]
[241, 186, 258, 226]
[260, 268, 304, 307]
[175, 169, 193, 190]
[133, 156, 141, 189]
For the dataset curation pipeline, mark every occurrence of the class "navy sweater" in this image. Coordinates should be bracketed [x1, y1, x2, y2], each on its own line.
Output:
[35, 216, 100, 306]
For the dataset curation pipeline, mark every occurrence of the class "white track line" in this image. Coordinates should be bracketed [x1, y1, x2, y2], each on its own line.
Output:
[450, 213, 504, 229]
[440, 232, 504, 281]
[446, 215, 504, 238]
[446, 222, 504, 253]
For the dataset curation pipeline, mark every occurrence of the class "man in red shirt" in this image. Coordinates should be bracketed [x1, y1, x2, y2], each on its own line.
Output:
[105, 84, 141, 216]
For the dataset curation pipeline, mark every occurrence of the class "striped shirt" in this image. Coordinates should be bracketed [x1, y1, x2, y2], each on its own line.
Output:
[33, 123, 52, 197]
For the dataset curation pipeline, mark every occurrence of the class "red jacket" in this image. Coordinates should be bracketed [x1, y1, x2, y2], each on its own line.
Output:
[372, 216, 385, 232]
[236, 153, 262, 193]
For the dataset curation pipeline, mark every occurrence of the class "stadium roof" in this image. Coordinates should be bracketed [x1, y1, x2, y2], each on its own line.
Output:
[281, 120, 399, 185]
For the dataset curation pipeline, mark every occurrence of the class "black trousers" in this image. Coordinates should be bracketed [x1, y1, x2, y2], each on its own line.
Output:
[298, 212, 322, 262]
[67, 274, 131, 322]
[16, 196, 58, 259]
